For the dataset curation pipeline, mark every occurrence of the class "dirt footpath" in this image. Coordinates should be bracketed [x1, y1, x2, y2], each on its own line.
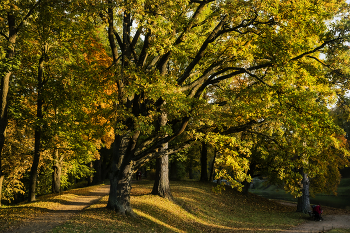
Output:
[277, 201, 350, 233]
[3, 185, 110, 233]
[281, 215, 350, 232]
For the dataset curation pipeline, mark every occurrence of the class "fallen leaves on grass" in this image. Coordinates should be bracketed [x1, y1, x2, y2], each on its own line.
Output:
[49, 181, 306, 233]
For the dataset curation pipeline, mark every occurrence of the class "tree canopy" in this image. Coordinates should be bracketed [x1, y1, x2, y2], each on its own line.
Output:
[0, 0, 349, 215]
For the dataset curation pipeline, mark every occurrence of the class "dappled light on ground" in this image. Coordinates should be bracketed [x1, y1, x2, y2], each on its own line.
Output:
[44, 181, 306, 232]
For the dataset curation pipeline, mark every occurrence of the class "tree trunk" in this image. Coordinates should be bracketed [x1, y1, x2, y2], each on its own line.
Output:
[93, 158, 102, 184]
[200, 142, 208, 182]
[107, 135, 130, 209]
[152, 112, 173, 200]
[88, 162, 93, 185]
[297, 168, 311, 213]
[52, 149, 62, 194]
[242, 162, 256, 195]
[107, 156, 135, 215]
[52, 164, 61, 194]
[0, 14, 17, 208]
[209, 148, 217, 181]
[152, 150, 173, 200]
[28, 53, 45, 202]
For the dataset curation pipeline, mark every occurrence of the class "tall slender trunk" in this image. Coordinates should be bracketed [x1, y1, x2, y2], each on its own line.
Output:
[29, 54, 45, 202]
[88, 162, 93, 185]
[200, 142, 208, 182]
[0, 13, 17, 206]
[297, 168, 311, 213]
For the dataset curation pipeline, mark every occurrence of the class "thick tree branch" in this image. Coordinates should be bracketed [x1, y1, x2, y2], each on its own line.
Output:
[131, 26, 142, 49]
[180, 62, 220, 93]
[177, 16, 228, 85]
[208, 63, 272, 85]
[107, 5, 118, 63]
[134, 140, 193, 169]
[138, 31, 151, 68]
[113, 28, 123, 50]
[133, 117, 190, 161]
[290, 38, 342, 62]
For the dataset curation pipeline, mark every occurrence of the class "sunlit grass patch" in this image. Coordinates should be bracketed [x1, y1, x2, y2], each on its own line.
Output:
[50, 180, 305, 233]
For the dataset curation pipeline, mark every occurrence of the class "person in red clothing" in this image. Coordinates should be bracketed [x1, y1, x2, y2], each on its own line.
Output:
[312, 204, 323, 221]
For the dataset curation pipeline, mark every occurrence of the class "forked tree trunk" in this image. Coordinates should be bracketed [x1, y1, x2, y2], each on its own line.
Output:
[297, 168, 311, 213]
[200, 142, 208, 182]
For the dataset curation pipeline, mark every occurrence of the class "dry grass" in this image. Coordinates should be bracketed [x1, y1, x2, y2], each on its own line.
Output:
[48, 181, 306, 233]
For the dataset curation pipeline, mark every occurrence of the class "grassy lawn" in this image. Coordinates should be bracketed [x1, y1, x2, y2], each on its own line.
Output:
[0, 184, 105, 232]
[48, 180, 305, 233]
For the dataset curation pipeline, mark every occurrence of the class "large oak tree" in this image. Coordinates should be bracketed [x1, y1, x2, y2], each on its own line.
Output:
[95, 0, 350, 215]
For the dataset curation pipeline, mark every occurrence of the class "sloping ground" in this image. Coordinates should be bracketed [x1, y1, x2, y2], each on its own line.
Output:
[48, 181, 306, 232]
[1, 180, 349, 233]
